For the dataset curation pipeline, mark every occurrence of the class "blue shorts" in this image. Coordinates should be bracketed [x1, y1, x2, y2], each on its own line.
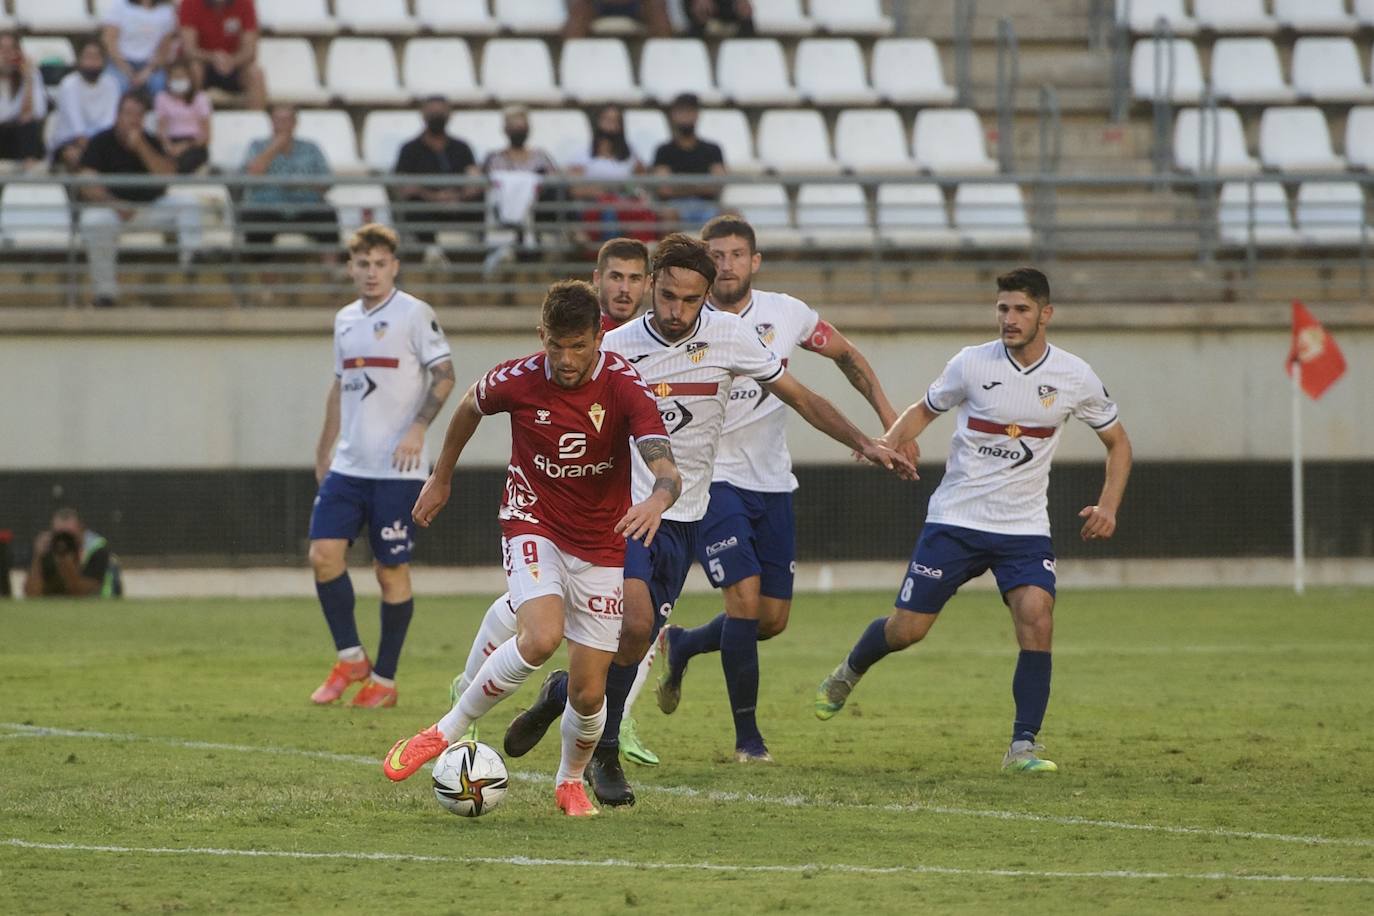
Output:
[624, 518, 698, 641]
[895, 523, 1056, 614]
[696, 482, 795, 599]
[308, 472, 423, 567]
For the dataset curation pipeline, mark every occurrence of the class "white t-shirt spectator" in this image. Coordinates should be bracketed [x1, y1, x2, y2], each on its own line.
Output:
[570, 153, 639, 182]
[0, 75, 47, 125]
[51, 70, 122, 150]
[103, 0, 179, 64]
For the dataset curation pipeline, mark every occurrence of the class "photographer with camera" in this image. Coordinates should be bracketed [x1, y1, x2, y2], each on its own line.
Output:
[23, 508, 123, 599]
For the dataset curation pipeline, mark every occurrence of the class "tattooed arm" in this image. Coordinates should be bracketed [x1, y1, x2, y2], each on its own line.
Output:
[393, 360, 457, 473]
[615, 437, 682, 547]
[804, 319, 918, 468]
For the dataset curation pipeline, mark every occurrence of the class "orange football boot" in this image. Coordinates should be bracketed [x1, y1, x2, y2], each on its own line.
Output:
[382, 725, 448, 781]
[350, 680, 398, 708]
[556, 780, 600, 817]
[310, 657, 372, 704]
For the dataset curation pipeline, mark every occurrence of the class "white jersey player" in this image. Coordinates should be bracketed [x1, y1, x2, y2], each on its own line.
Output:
[816, 267, 1133, 774]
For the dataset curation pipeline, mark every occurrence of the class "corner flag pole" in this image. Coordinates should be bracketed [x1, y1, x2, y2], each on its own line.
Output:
[1291, 360, 1305, 596]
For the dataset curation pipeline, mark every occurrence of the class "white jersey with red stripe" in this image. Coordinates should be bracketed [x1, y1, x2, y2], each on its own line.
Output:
[330, 289, 452, 481]
[603, 308, 784, 523]
[924, 339, 1119, 537]
[709, 289, 822, 493]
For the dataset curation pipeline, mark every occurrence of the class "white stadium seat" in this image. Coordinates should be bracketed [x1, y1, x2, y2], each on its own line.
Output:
[1210, 39, 1295, 104]
[327, 185, 393, 242]
[210, 111, 272, 171]
[877, 184, 959, 249]
[750, 0, 815, 35]
[756, 109, 840, 174]
[1173, 107, 1259, 175]
[258, 0, 340, 36]
[697, 108, 762, 173]
[1259, 108, 1346, 174]
[1192, 0, 1277, 35]
[326, 38, 407, 106]
[639, 39, 721, 106]
[479, 39, 564, 106]
[1359, 0, 1374, 27]
[1291, 38, 1374, 104]
[871, 38, 956, 106]
[1217, 182, 1300, 247]
[1116, 0, 1197, 36]
[415, 0, 499, 35]
[258, 38, 329, 106]
[362, 111, 422, 172]
[624, 109, 670, 165]
[717, 39, 800, 106]
[834, 109, 915, 174]
[913, 109, 997, 176]
[450, 110, 509, 165]
[560, 39, 644, 105]
[794, 39, 879, 106]
[1131, 38, 1205, 103]
[797, 183, 874, 247]
[296, 109, 365, 174]
[1274, 0, 1358, 35]
[335, 0, 418, 36]
[13, 0, 94, 32]
[809, 0, 894, 36]
[20, 36, 75, 69]
[528, 109, 593, 167]
[955, 183, 1033, 248]
[402, 39, 487, 105]
[1, 183, 72, 249]
[1296, 183, 1368, 245]
[1345, 107, 1374, 171]
[721, 183, 801, 247]
[493, 0, 564, 34]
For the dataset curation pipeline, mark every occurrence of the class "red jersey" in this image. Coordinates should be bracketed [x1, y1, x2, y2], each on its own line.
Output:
[476, 351, 667, 566]
[180, 0, 259, 55]
[602, 312, 627, 332]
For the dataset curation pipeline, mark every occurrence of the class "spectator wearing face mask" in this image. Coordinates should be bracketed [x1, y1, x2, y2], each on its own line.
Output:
[52, 39, 123, 173]
[154, 59, 213, 173]
[392, 96, 482, 254]
[0, 30, 48, 168]
[651, 92, 725, 231]
[483, 105, 563, 240]
[569, 103, 655, 244]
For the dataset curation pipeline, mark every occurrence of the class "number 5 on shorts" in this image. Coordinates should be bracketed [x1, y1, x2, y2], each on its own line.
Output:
[708, 557, 725, 583]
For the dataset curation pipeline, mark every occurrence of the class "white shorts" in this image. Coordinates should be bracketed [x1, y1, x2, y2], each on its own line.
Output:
[502, 534, 624, 653]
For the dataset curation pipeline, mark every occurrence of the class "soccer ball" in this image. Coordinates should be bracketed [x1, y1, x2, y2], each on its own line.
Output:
[431, 741, 509, 817]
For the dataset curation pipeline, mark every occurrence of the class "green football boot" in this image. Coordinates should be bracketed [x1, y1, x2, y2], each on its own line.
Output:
[619, 716, 659, 767]
[814, 663, 858, 721]
[1002, 740, 1058, 773]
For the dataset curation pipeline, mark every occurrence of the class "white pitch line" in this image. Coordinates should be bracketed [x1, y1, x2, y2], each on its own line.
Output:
[4, 838, 1372, 885]
[4, 722, 1372, 850]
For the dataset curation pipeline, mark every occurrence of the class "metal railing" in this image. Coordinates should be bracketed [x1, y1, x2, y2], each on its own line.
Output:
[995, 17, 1020, 174]
[953, 0, 977, 107]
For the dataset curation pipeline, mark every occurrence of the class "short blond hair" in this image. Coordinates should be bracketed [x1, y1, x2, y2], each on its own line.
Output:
[347, 223, 400, 256]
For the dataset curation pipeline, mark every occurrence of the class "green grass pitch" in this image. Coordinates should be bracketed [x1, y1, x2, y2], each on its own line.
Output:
[2, 587, 1373, 914]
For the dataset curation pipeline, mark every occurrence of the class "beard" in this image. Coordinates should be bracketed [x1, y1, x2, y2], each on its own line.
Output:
[710, 275, 752, 308]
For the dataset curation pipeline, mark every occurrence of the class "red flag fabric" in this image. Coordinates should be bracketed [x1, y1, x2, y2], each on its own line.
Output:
[1287, 301, 1346, 400]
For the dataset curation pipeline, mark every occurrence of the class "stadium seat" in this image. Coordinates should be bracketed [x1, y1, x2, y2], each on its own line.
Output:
[402, 39, 487, 105]
[362, 111, 422, 172]
[750, 0, 815, 35]
[560, 39, 644, 105]
[1130, 38, 1205, 103]
[1274, 0, 1358, 34]
[165, 183, 235, 250]
[257, 0, 340, 36]
[639, 39, 722, 106]
[954, 183, 1033, 248]
[528, 109, 593, 167]
[493, 0, 564, 34]
[794, 39, 879, 106]
[1345, 107, 1374, 171]
[1296, 182, 1368, 245]
[335, 0, 419, 35]
[913, 109, 997, 176]
[1209, 39, 1295, 104]
[13, 0, 95, 32]
[258, 38, 329, 106]
[450, 110, 509, 164]
[1259, 108, 1346, 174]
[328, 185, 393, 243]
[717, 39, 801, 106]
[756, 109, 840, 174]
[19, 36, 74, 70]
[624, 108, 670, 165]
[296, 109, 365, 174]
[1217, 181, 1301, 247]
[871, 38, 956, 106]
[876, 184, 959, 249]
[720, 183, 801, 247]
[834, 109, 915, 174]
[1191, 0, 1278, 35]
[1115, 0, 1197, 36]
[415, 0, 499, 35]
[809, 0, 894, 36]
[1291, 38, 1374, 104]
[480, 39, 564, 106]
[325, 38, 407, 106]
[697, 108, 762, 173]
[796, 183, 874, 247]
[1173, 107, 1259, 175]
[209, 111, 271, 171]
[0, 183, 72, 249]
[1359, 0, 1374, 27]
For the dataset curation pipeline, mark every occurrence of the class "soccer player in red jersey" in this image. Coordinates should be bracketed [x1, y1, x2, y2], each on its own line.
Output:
[382, 280, 681, 817]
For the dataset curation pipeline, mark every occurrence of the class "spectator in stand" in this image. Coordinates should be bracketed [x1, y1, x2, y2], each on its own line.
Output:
[0, 31, 48, 168]
[240, 104, 337, 263]
[564, 1, 672, 38]
[102, 0, 180, 97]
[78, 91, 203, 308]
[392, 96, 483, 257]
[155, 59, 213, 173]
[569, 103, 655, 243]
[686, 0, 755, 37]
[51, 39, 122, 173]
[484, 105, 563, 240]
[179, 0, 266, 111]
[652, 93, 725, 231]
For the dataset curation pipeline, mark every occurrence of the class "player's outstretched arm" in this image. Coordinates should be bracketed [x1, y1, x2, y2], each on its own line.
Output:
[393, 359, 457, 473]
[762, 372, 917, 479]
[615, 437, 682, 548]
[808, 322, 922, 470]
[1080, 422, 1133, 541]
[412, 382, 484, 528]
[314, 378, 342, 484]
[880, 400, 942, 453]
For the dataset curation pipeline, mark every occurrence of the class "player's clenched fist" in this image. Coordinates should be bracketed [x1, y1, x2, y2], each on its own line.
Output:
[412, 475, 451, 527]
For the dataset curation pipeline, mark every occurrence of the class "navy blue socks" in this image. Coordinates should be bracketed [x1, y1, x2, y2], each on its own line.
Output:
[846, 617, 893, 675]
[672, 613, 727, 666]
[315, 573, 359, 652]
[596, 661, 638, 751]
[373, 598, 415, 680]
[720, 617, 762, 749]
[1012, 650, 1053, 742]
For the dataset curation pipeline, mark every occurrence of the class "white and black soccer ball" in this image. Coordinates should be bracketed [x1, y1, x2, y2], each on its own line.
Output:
[431, 741, 509, 817]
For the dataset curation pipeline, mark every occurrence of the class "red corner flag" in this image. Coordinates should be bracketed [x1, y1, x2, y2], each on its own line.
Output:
[1287, 301, 1346, 400]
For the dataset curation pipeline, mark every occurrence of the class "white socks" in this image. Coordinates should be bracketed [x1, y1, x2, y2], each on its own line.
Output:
[437, 639, 538, 741]
[453, 593, 520, 699]
[555, 699, 606, 785]
[338, 646, 366, 663]
[624, 639, 657, 717]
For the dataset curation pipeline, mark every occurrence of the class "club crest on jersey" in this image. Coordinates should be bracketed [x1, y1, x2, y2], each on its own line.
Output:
[587, 402, 606, 433]
[372, 320, 389, 340]
[1037, 384, 1058, 408]
[526, 563, 540, 583]
[536, 409, 551, 425]
[686, 341, 709, 364]
[755, 323, 776, 345]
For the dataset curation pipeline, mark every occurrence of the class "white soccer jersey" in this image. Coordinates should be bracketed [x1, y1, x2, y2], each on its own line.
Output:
[924, 340, 1119, 537]
[710, 290, 821, 493]
[330, 289, 452, 481]
[603, 308, 784, 522]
